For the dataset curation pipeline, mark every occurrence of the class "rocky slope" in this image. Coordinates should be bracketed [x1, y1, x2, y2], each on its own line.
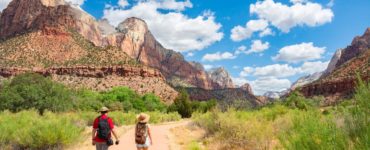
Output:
[291, 72, 323, 90]
[183, 86, 261, 106]
[207, 67, 235, 89]
[0, 0, 179, 102]
[300, 28, 370, 103]
[0, 0, 221, 90]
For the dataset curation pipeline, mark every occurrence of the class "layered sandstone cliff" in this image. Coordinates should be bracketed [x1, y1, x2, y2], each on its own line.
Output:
[299, 28, 370, 103]
[0, 66, 177, 103]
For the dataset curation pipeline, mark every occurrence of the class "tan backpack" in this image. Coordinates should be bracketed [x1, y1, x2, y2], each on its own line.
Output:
[135, 123, 148, 144]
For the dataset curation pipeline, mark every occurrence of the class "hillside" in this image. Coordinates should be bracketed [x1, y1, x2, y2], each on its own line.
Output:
[300, 28, 370, 103]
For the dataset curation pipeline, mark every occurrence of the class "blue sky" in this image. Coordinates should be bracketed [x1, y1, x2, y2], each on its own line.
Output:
[1, 0, 369, 94]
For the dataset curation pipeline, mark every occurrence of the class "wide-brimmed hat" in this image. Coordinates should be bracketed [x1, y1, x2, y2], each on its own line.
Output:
[99, 107, 110, 112]
[137, 113, 150, 123]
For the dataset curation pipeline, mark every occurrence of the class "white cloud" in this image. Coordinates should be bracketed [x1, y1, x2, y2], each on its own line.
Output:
[259, 28, 274, 37]
[299, 61, 329, 74]
[290, 0, 307, 4]
[65, 0, 86, 6]
[327, 0, 335, 7]
[250, 0, 334, 32]
[230, 19, 269, 41]
[103, 0, 223, 52]
[202, 52, 236, 62]
[250, 77, 291, 95]
[203, 64, 214, 70]
[118, 0, 129, 8]
[273, 42, 326, 63]
[231, 77, 250, 86]
[0, 0, 11, 12]
[186, 52, 194, 57]
[253, 64, 298, 78]
[235, 45, 247, 55]
[245, 40, 269, 54]
[240, 67, 254, 77]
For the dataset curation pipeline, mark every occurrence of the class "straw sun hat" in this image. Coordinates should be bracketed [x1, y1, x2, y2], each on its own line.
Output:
[137, 113, 150, 123]
[99, 107, 110, 112]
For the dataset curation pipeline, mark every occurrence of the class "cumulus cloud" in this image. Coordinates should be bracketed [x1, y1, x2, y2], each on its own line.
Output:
[203, 64, 214, 70]
[272, 42, 326, 63]
[250, 0, 334, 32]
[299, 61, 329, 74]
[230, 19, 270, 41]
[245, 40, 269, 54]
[250, 77, 291, 95]
[186, 52, 194, 57]
[0, 0, 11, 12]
[253, 64, 298, 78]
[103, 0, 223, 52]
[118, 0, 129, 8]
[202, 52, 236, 62]
[240, 67, 254, 77]
[231, 77, 250, 86]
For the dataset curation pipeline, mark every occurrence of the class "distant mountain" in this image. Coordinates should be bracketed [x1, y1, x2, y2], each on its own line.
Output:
[299, 28, 370, 103]
[263, 90, 289, 99]
[207, 67, 235, 89]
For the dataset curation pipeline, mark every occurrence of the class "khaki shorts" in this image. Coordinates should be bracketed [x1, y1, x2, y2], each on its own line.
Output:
[96, 142, 109, 150]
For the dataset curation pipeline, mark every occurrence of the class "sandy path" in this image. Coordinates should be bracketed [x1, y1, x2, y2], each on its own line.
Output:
[110, 121, 189, 150]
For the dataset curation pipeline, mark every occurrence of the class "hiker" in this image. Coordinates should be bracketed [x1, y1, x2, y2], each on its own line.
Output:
[135, 113, 153, 150]
[92, 107, 120, 150]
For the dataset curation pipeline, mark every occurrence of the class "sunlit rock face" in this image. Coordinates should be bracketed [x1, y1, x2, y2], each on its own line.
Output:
[299, 28, 370, 104]
[207, 67, 235, 89]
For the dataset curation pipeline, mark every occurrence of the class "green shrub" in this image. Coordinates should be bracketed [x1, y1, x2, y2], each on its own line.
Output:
[344, 77, 370, 149]
[168, 89, 193, 118]
[279, 110, 349, 150]
[0, 110, 84, 149]
[0, 73, 75, 114]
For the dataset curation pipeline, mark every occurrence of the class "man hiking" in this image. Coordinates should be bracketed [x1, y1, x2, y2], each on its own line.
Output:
[92, 107, 119, 150]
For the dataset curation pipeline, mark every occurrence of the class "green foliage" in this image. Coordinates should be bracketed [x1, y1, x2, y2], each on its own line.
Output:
[279, 111, 349, 150]
[344, 77, 370, 149]
[0, 110, 84, 150]
[0, 73, 75, 114]
[99, 87, 167, 112]
[169, 89, 193, 118]
[194, 79, 370, 150]
[284, 91, 319, 110]
[0, 73, 168, 113]
[169, 90, 216, 118]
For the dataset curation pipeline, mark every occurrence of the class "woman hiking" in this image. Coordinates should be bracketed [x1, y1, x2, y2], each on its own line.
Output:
[135, 113, 153, 150]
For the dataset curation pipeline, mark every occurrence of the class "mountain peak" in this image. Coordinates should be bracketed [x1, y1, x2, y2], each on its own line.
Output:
[208, 67, 235, 89]
[117, 17, 149, 34]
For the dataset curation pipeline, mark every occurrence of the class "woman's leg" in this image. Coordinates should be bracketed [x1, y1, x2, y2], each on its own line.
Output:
[143, 147, 148, 150]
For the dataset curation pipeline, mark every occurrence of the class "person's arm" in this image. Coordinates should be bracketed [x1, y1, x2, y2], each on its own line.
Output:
[92, 128, 97, 145]
[111, 128, 119, 141]
[148, 125, 153, 145]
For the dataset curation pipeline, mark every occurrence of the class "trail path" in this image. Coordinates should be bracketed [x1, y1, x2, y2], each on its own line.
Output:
[72, 121, 190, 150]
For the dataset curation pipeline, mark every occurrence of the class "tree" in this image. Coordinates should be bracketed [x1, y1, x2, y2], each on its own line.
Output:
[169, 89, 193, 118]
[0, 73, 74, 114]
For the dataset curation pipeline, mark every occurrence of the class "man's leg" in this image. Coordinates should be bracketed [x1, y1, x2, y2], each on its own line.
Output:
[96, 142, 109, 150]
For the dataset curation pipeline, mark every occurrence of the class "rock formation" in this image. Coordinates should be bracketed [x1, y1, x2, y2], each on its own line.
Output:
[207, 67, 235, 89]
[291, 72, 323, 90]
[299, 28, 370, 103]
[0, 0, 222, 90]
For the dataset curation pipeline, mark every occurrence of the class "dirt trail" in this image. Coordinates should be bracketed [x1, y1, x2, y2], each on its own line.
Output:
[73, 121, 190, 150]
[111, 121, 189, 150]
